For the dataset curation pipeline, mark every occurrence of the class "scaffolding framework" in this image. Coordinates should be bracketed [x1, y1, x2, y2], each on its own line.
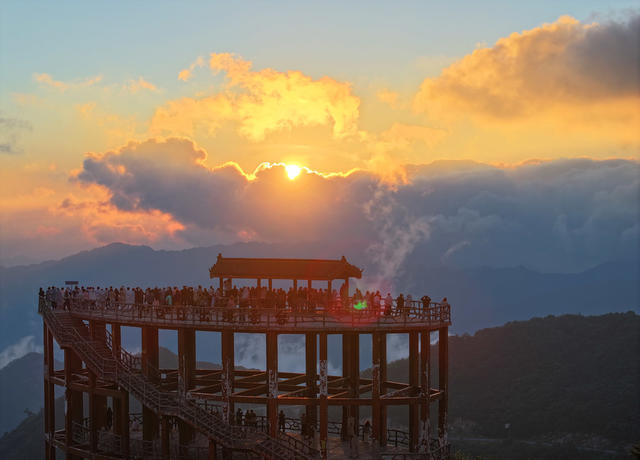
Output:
[41, 256, 451, 459]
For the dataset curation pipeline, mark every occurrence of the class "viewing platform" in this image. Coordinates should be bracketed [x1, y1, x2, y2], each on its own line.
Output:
[40, 255, 452, 459]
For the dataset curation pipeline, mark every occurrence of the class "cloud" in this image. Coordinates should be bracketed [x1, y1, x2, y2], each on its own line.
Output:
[126, 77, 159, 94]
[152, 52, 361, 141]
[178, 56, 205, 81]
[376, 89, 401, 109]
[0, 335, 42, 369]
[33, 73, 103, 91]
[0, 116, 32, 154]
[75, 138, 639, 273]
[414, 13, 639, 123]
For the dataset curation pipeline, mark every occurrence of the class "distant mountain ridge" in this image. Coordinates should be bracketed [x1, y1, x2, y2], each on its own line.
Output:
[0, 242, 637, 355]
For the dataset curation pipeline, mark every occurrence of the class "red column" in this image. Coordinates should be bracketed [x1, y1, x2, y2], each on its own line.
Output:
[371, 331, 381, 447]
[178, 329, 196, 444]
[319, 333, 328, 459]
[64, 348, 83, 460]
[142, 326, 159, 442]
[266, 331, 278, 437]
[221, 330, 234, 424]
[420, 330, 431, 450]
[305, 332, 318, 427]
[43, 324, 56, 460]
[438, 327, 448, 447]
[409, 331, 419, 451]
[379, 332, 387, 447]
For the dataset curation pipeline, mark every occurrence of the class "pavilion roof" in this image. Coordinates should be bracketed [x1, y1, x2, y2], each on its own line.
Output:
[209, 254, 362, 280]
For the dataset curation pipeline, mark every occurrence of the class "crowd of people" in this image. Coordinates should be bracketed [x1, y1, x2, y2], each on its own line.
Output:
[40, 284, 447, 318]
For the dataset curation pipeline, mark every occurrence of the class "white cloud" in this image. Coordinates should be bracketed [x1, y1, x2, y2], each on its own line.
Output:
[0, 335, 43, 369]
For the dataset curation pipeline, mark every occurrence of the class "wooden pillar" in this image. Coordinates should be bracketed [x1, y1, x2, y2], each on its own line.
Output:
[43, 325, 56, 460]
[341, 333, 350, 440]
[114, 389, 129, 457]
[178, 328, 196, 444]
[305, 332, 317, 427]
[266, 331, 278, 437]
[420, 330, 431, 449]
[307, 280, 312, 302]
[319, 333, 328, 459]
[142, 326, 159, 441]
[268, 278, 273, 291]
[89, 321, 108, 436]
[208, 439, 218, 460]
[112, 323, 121, 358]
[409, 331, 419, 451]
[380, 332, 387, 447]
[371, 331, 382, 447]
[64, 348, 83, 460]
[221, 330, 234, 424]
[219, 277, 223, 291]
[293, 279, 298, 291]
[349, 333, 359, 425]
[327, 280, 332, 305]
[257, 278, 261, 289]
[438, 327, 448, 446]
[161, 417, 171, 459]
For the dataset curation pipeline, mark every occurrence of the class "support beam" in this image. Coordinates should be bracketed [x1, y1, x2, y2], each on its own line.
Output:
[380, 332, 387, 447]
[178, 328, 196, 444]
[64, 348, 83, 460]
[305, 332, 317, 428]
[208, 439, 217, 460]
[221, 330, 234, 424]
[409, 331, 419, 451]
[420, 330, 431, 450]
[341, 333, 350, 440]
[161, 417, 171, 458]
[89, 321, 108, 444]
[438, 326, 448, 447]
[319, 333, 328, 459]
[371, 331, 381, 447]
[142, 326, 159, 442]
[266, 331, 278, 438]
[114, 389, 129, 457]
[43, 325, 56, 460]
[111, 324, 121, 358]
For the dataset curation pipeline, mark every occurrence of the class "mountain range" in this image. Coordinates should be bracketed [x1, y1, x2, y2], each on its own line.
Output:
[0, 241, 637, 357]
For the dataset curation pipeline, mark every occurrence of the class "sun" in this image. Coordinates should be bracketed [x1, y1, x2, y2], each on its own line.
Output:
[285, 164, 302, 180]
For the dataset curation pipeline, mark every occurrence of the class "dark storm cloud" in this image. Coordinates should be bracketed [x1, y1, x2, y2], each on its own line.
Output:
[76, 138, 639, 273]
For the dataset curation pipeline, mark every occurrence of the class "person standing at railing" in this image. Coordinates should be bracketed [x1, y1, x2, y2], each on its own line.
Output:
[384, 293, 393, 316]
[278, 410, 286, 433]
[421, 295, 431, 313]
[396, 293, 405, 317]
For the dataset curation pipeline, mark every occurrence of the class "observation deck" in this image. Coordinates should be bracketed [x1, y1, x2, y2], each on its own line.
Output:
[40, 255, 452, 459]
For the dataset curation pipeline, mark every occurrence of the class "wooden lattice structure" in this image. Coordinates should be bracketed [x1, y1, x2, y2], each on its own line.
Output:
[40, 255, 451, 459]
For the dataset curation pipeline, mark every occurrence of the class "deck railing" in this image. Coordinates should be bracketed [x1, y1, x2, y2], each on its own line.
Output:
[61, 296, 450, 330]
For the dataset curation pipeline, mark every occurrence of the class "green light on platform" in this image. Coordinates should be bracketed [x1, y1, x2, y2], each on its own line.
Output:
[353, 300, 367, 310]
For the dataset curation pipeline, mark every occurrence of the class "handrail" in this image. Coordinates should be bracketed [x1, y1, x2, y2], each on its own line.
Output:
[40, 300, 317, 459]
[63, 297, 451, 331]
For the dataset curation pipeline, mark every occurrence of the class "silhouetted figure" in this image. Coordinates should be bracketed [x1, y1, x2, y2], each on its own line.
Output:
[106, 406, 113, 431]
[278, 410, 286, 432]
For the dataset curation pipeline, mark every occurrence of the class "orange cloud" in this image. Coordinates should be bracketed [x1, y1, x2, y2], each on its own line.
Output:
[33, 73, 103, 91]
[126, 77, 158, 93]
[152, 52, 361, 141]
[414, 15, 640, 119]
[178, 56, 205, 81]
[376, 89, 401, 109]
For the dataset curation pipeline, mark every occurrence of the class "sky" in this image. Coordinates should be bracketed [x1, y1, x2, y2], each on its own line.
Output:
[0, 1, 638, 270]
